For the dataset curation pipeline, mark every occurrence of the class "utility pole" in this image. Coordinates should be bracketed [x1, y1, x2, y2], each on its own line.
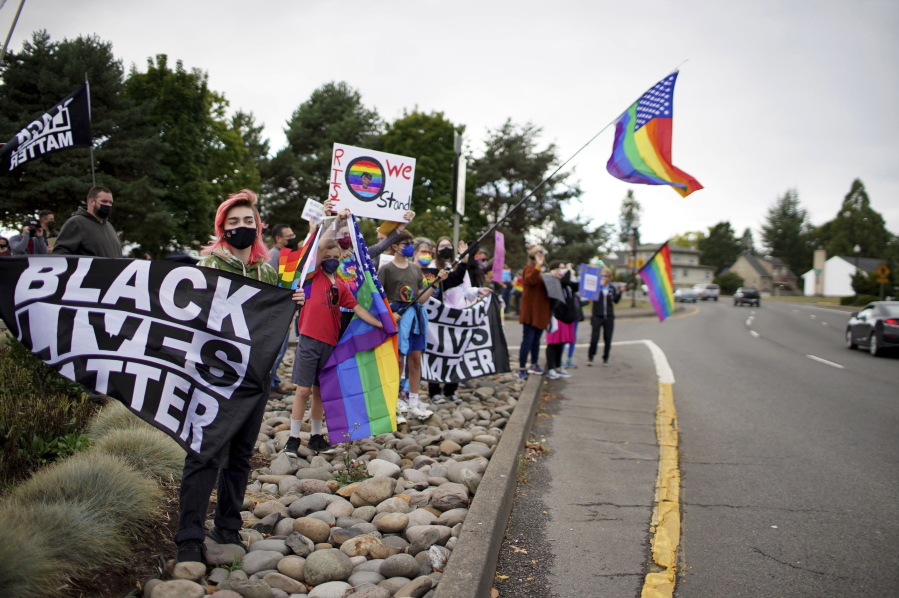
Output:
[0, 0, 27, 66]
[451, 132, 465, 249]
[631, 230, 639, 307]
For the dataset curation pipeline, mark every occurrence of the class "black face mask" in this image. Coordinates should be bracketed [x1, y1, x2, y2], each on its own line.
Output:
[321, 258, 340, 274]
[97, 204, 112, 219]
[285, 237, 298, 250]
[223, 226, 256, 250]
[438, 247, 454, 260]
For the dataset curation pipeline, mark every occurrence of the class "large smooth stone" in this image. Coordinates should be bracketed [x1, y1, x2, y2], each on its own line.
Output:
[293, 517, 331, 544]
[242, 549, 284, 575]
[303, 548, 354, 585]
[380, 553, 421, 579]
[351, 476, 396, 506]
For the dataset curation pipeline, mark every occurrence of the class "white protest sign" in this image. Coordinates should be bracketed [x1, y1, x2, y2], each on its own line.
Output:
[301, 198, 325, 224]
[328, 143, 416, 220]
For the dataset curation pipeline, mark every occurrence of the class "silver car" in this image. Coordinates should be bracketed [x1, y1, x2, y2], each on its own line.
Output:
[692, 283, 720, 301]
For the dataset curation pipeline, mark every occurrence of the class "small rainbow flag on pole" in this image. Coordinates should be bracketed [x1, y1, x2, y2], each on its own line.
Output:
[318, 215, 400, 441]
[638, 242, 676, 322]
[606, 72, 702, 197]
[277, 233, 316, 290]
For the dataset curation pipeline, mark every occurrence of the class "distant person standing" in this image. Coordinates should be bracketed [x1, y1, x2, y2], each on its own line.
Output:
[267, 223, 298, 398]
[9, 218, 48, 255]
[518, 245, 551, 378]
[52, 186, 122, 258]
[38, 209, 58, 249]
[587, 269, 621, 366]
[0, 236, 11, 256]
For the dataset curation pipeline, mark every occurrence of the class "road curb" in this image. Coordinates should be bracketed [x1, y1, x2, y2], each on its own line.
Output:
[433, 374, 545, 598]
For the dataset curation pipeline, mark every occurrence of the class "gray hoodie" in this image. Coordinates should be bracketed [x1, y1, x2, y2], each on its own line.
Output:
[52, 207, 122, 258]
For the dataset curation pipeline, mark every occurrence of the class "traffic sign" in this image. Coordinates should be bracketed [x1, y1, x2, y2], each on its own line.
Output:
[875, 264, 890, 284]
[636, 258, 646, 269]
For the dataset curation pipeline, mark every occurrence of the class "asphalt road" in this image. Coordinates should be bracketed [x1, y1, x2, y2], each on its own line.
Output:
[496, 300, 898, 596]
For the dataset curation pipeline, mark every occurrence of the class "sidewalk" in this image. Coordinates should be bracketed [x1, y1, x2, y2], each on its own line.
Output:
[436, 341, 663, 597]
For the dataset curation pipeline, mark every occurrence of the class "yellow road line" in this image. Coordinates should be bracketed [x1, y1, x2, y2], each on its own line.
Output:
[641, 380, 681, 597]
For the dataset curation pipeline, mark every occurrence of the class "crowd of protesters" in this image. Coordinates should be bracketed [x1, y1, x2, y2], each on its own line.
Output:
[3, 186, 618, 564]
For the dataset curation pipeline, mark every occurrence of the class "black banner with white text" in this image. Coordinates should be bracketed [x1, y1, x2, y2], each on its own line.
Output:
[422, 293, 510, 383]
[0, 84, 92, 172]
[0, 256, 296, 463]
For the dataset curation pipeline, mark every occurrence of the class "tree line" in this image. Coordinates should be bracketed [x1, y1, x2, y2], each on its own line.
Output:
[0, 31, 610, 268]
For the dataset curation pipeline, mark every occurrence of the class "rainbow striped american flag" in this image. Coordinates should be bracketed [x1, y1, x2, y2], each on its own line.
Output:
[638, 242, 676, 322]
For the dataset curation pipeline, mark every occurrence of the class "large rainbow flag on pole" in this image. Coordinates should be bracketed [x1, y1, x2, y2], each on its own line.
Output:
[318, 215, 400, 441]
[638, 242, 676, 322]
[606, 72, 702, 197]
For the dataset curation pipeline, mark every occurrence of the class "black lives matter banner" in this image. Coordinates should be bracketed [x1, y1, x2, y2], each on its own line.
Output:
[0, 256, 295, 463]
[0, 84, 92, 172]
[422, 293, 510, 383]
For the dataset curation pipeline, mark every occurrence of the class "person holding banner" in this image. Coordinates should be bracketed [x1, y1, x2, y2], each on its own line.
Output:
[519, 245, 552, 378]
[175, 190, 307, 564]
[587, 269, 621, 366]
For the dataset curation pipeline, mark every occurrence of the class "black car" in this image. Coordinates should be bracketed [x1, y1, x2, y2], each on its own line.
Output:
[733, 287, 761, 307]
[845, 301, 899, 356]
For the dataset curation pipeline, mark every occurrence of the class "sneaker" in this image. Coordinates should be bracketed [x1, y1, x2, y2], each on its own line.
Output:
[556, 368, 573, 378]
[603, 358, 609, 366]
[176, 538, 206, 563]
[408, 404, 433, 420]
[272, 384, 291, 395]
[431, 394, 448, 405]
[397, 398, 410, 414]
[396, 413, 407, 425]
[209, 526, 248, 551]
[563, 359, 577, 369]
[448, 394, 463, 404]
[282, 436, 301, 457]
[527, 365, 545, 375]
[518, 369, 528, 380]
[586, 359, 594, 367]
[546, 368, 561, 379]
[308, 434, 335, 454]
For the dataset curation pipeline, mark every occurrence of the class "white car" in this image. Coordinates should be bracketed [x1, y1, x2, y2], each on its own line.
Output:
[692, 283, 720, 301]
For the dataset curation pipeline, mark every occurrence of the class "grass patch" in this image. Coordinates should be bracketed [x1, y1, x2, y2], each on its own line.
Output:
[86, 400, 148, 441]
[0, 340, 96, 489]
[92, 427, 185, 483]
[12, 451, 161, 536]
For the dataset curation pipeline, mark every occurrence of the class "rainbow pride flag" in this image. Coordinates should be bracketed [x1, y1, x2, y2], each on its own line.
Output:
[638, 242, 675, 322]
[606, 72, 702, 197]
[318, 215, 400, 441]
[277, 233, 315, 290]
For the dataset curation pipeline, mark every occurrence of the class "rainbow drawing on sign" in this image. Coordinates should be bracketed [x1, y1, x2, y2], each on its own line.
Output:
[346, 157, 384, 200]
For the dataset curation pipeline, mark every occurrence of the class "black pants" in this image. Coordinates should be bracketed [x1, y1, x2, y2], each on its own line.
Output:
[175, 389, 269, 544]
[546, 343, 564, 370]
[428, 382, 459, 397]
[519, 324, 543, 369]
[588, 316, 615, 362]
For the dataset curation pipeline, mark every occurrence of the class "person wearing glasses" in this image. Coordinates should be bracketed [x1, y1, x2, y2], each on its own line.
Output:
[587, 269, 621, 366]
[284, 239, 385, 457]
[175, 190, 307, 565]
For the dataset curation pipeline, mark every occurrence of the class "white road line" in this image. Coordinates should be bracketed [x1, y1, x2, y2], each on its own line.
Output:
[570, 340, 674, 383]
[806, 355, 845, 369]
[822, 322, 828, 326]
[810, 314, 817, 319]
[745, 316, 754, 326]
[750, 330, 760, 338]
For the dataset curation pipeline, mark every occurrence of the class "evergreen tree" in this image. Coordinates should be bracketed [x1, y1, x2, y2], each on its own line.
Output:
[542, 213, 613, 266]
[471, 120, 581, 268]
[618, 189, 642, 247]
[817, 179, 892, 258]
[760, 189, 814, 274]
[264, 82, 381, 228]
[739, 228, 756, 255]
[698, 221, 741, 274]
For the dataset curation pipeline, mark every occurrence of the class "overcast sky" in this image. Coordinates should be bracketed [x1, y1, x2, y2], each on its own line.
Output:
[3, 0, 898, 249]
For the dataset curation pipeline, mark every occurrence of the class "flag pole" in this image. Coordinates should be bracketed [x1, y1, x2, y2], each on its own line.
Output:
[0, 0, 27, 66]
[85, 74, 96, 186]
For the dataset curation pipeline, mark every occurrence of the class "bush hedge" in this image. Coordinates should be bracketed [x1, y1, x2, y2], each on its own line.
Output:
[839, 294, 880, 307]
[0, 340, 96, 489]
[92, 426, 185, 483]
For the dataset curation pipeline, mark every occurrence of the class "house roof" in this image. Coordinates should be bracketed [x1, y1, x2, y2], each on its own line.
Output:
[728, 253, 799, 280]
[836, 256, 888, 273]
[637, 243, 701, 254]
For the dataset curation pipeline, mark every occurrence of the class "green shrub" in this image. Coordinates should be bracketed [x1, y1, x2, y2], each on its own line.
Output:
[0, 342, 97, 488]
[92, 427, 185, 483]
[839, 294, 879, 307]
[86, 400, 148, 441]
[0, 499, 131, 598]
[12, 452, 161, 536]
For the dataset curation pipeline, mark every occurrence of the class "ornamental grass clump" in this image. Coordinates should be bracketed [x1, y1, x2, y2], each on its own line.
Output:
[12, 451, 161, 536]
[85, 400, 148, 441]
[0, 500, 129, 598]
[92, 426, 185, 483]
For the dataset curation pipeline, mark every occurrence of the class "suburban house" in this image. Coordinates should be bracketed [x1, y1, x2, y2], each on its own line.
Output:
[802, 253, 887, 297]
[601, 243, 715, 288]
[722, 254, 800, 294]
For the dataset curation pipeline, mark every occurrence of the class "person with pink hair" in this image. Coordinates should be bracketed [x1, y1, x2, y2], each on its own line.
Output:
[175, 189, 306, 564]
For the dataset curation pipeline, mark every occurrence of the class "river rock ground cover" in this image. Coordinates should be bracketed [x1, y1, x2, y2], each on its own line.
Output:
[144, 368, 523, 598]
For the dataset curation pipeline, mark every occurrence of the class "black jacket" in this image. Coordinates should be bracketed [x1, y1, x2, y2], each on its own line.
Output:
[552, 273, 580, 324]
[52, 207, 122, 258]
[592, 285, 622, 319]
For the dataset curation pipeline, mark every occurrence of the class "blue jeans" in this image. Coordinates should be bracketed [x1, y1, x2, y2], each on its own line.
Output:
[519, 324, 543, 369]
[270, 332, 290, 388]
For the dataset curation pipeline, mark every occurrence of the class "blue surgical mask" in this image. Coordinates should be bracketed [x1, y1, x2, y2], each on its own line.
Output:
[321, 258, 339, 274]
[400, 244, 415, 258]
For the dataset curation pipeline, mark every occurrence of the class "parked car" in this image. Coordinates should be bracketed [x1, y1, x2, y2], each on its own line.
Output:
[692, 283, 720, 301]
[674, 288, 698, 302]
[845, 301, 899, 356]
[733, 287, 761, 307]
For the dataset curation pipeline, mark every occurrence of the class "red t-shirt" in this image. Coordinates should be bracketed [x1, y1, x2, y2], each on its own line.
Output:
[298, 270, 358, 346]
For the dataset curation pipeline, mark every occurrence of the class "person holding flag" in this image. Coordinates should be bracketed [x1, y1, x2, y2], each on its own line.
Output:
[587, 269, 621, 366]
[175, 190, 306, 564]
[283, 236, 386, 456]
